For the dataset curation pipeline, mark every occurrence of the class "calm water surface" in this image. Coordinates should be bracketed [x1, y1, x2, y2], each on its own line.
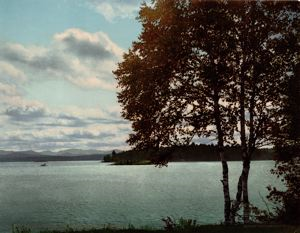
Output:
[0, 161, 279, 232]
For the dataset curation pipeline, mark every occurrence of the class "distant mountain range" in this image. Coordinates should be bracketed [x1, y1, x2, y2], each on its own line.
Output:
[0, 145, 275, 163]
[0, 149, 121, 162]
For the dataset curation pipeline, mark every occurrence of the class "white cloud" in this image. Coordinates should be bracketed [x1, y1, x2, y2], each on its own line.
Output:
[0, 88, 130, 150]
[0, 106, 131, 151]
[71, 76, 115, 90]
[0, 61, 27, 82]
[54, 28, 123, 59]
[0, 83, 19, 96]
[0, 28, 124, 91]
[87, 0, 141, 22]
[62, 105, 106, 119]
[5, 105, 47, 121]
[0, 28, 131, 151]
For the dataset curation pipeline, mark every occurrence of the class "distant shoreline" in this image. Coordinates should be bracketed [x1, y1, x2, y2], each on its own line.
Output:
[0, 158, 275, 163]
[0, 145, 276, 163]
[109, 158, 275, 165]
[103, 145, 275, 165]
[0, 154, 105, 162]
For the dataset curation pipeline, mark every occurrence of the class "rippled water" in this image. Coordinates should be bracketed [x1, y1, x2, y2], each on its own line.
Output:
[0, 161, 279, 232]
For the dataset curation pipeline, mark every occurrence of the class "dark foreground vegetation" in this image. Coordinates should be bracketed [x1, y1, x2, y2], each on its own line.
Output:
[13, 224, 300, 233]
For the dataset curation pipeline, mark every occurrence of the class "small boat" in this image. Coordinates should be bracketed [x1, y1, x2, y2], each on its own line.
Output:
[40, 163, 47, 167]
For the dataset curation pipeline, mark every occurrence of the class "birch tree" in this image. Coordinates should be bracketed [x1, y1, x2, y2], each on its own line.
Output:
[114, 0, 299, 224]
[229, 1, 299, 223]
[115, 0, 237, 223]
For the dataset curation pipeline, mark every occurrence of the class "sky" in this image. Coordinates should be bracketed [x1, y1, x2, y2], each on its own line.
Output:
[0, 0, 145, 152]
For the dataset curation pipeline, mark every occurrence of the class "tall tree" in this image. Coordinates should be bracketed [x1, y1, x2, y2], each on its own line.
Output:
[265, 12, 300, 224]
[115, 0, 193, 153]
[229, 1, 299, 223]
[115, 0, 237, 223]
[182, 1, 238, 223]
[114, 0, 299, 224]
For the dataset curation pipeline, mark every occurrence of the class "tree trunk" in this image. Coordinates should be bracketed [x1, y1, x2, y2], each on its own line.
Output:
[213, 93, 231, 224]
[238, 62, 250, 223]
[231, 158, 251, 224]
[230, 173, 242, 223]
[242, 159, 250, 223]
[220, 152, 231, 224]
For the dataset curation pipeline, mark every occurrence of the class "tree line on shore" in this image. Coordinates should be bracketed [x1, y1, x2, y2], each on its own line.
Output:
[103, 144, 274, 163]
[114, 0, 299, 225]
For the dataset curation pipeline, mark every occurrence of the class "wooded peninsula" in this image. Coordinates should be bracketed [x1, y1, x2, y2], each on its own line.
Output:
[103, 144, 274, 165]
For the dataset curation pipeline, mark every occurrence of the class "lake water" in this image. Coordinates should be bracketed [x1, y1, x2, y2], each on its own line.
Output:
[0, 161, 279, 232]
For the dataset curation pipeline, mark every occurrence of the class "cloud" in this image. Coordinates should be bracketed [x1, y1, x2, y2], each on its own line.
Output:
[65, 130, 115, 140]
[5, 105, 47, 121]
[0, 43, 65, 72]
[0, 28, 123, 91]
[0, 61, 26, 82]
[87, 0, 141, 22]
[3, 105, 98, 127]
[0, 83, 19, 96]
[0, 96, 131, 151]
[0, 119, 131, 151]
[0, 42, 72, 76]
[0, 28, 131, 151]
[0, 43, 37, 63]
[54, 28, 123, 60]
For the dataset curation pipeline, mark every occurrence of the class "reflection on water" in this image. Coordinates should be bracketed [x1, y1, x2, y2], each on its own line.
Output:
[0, 161, 278, 232]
